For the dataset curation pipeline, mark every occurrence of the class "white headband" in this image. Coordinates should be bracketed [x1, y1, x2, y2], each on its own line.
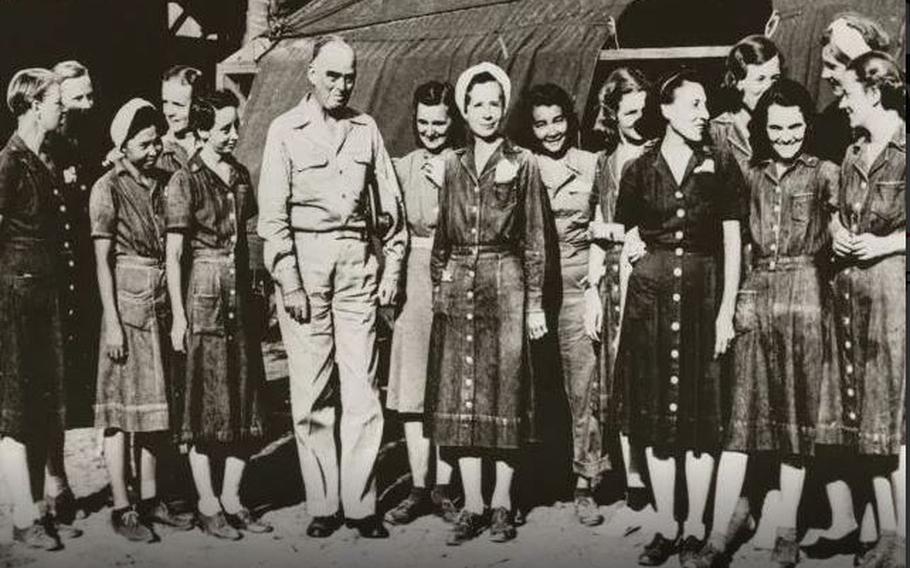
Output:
[110, 98, 155, 150]
[454, 62, 511, 117]
[828, 18, 872, 61]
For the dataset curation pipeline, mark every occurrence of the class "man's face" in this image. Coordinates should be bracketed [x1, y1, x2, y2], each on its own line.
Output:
[161, 80, 193, 135]
[307, 43, 356, 112]
[60, 75, 94, 111]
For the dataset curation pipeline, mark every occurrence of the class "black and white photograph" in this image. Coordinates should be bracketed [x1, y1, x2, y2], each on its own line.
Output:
[0, 1, 906, 567]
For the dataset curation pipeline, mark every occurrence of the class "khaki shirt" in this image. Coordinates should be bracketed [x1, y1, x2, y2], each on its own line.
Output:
[257, 94, 406, 293]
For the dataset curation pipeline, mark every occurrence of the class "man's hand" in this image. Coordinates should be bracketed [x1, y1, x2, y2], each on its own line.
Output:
[378, 277, 398, 306]
[527, 311, 548, 340]
[583, 287, 602, 341]
[283, 288, 310, 324]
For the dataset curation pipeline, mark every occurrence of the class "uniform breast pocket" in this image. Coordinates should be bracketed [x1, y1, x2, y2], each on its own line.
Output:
[870, 181, 904, 222]
[791, 192, 815, 224]
[492, 180, 518, 208]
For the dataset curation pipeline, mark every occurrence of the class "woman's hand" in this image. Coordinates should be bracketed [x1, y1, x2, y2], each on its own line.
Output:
[624, 231, 647, 264]
[583, 287, 602, 341]
[105, 322, 126, 362]
[714, 307, 735, 359]
[589, 221, 625, 242]
[831, 223, 855, 257]
[852, 233, 898, 261]
[527, 311, 548, 340]
[170, 313, 187, 353]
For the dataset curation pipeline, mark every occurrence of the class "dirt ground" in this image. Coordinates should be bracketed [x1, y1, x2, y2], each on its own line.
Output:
[0, 429, 859, 568]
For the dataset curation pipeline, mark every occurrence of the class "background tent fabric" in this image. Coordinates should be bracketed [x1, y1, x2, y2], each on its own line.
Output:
[235, 0, 628, 183]
[770, 0, 905, 111]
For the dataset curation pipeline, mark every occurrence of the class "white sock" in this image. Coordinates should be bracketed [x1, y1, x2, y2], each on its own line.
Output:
[198, 497, 221, 517]
[684, 520, 706, 540]
[13, 502, 41, 529]
[220, 493, 243, 515]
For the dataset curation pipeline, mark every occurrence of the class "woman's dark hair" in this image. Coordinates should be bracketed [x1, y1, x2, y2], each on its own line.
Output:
[597, 67, 650, 154]
[189, 89, 240, 134]
[749, 78, 815, 165]
[847, 51, 906, 118]
[411, 80, 463, 150]
[509, 83, 579, 154]
[719, 35, 783, 111]
[640, 67, 705, 139]
[123, 106, 168, 147]
[464, 71, 504, 109]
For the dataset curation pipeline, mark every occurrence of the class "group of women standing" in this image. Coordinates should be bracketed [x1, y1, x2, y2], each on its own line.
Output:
[0, 68, 272, 550]
[381, 20, 906, 568]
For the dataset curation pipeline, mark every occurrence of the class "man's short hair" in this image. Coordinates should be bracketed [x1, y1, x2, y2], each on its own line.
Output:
[311, 35, 352, 64]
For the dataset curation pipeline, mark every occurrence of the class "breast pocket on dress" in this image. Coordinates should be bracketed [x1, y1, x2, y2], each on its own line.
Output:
[790, 192, 815, 224]
[492, 179, 519, 208]
[869, 180, 904, 224]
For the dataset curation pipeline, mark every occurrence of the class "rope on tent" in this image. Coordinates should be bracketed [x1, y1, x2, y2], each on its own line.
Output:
[497, 34, 510, 60]
[764, 9, 781, 38]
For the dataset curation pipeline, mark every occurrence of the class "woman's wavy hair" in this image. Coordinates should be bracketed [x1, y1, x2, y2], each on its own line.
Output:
[597, 66, 651, 154]
[847, 50, 906, 119]
[411, 80, 463, 150]
[749, 78, 816, 166]
[509, 83, 579, 153]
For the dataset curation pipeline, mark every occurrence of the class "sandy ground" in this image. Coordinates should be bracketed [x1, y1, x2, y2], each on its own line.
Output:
[0, 429, 860, 568]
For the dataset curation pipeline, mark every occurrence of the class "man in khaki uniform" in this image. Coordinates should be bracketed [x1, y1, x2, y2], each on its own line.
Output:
[257, 36, 406, 539]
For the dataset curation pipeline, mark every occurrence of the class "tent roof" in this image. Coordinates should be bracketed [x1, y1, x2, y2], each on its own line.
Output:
[236, 0, 627, 183]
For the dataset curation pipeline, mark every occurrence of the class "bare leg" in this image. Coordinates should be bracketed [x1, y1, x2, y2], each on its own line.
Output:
[491, 460, 514, 510]
[189, 446, 219, 516]
[622, 433, 646, 489]
[859, 503, 877, 543]
[43, 427, 67, 499]
[873, 476, 897, 533]
[403, 422, 430, 488]
[459, 457, 484, 514]
[683, 450, 715, 540]
[646, 447, 678, 536]
[708, 451, 748, 547]
[435, 447, 453, 486]
[893, 446, 906, 536]
[777, 462, 806, 529]
[0, 437, 41, 528]
[139, 446, 157, 501]
[103, 430, 130, 510]
[221, 456, 246, 515]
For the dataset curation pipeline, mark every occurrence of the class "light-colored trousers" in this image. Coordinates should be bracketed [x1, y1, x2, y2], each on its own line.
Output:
[275, 232, 382, 519]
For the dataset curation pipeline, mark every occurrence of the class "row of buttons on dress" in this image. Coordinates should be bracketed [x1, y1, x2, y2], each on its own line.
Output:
[462, 185, 482, 413]
[667, 191, 686, 415]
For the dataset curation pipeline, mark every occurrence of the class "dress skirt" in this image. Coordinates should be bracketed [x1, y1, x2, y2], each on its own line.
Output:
[725, 257, 832, 455]
[816, 254, 905, 455]
[178, 249, 264, 445]
[387, 243, 433, 413]
[425, 248, 535, 449]
[94, 256, 172, 433]
[0, 241, 65, 441]
[616, 248, 724, 457]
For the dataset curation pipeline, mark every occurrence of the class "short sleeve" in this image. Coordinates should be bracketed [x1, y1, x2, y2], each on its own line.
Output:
[165, 169, 194, 231]
[817, 160, 840, 212]
[0, 151, 21, 216]
[89, 176, 117, 239]
[614, 158, 641, 227]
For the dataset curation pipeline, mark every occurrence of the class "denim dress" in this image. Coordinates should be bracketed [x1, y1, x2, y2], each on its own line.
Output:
[816, 128, 906, 456]
[166, 155, 264, 445]
[614, 144, 744, 457]
[0, 134, 66, 441]
[726, 155, 839, 455]
[90, 160, 173, 433]
[425, 139, 547, 449]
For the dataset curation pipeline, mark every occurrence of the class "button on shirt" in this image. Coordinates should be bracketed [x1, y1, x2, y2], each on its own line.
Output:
[165, 154, 256, 253]
[745, 154, 838, 259]
[257, 94, 407, 293]
[89, 159, 168, 260]
[831, 127, 906, 237]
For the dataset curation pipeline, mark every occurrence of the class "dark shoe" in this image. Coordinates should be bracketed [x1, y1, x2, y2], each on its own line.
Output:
[345, 515, 389, 539]
[110, 506, 154, 543]
[678, 535, 705, 566]
[447, 509, 487, 546]
[574, 493, 604, 527]
[13, 520, 62, 551]
[639, 533, 679, 566]
[489, 507, 517, 543]
[225, 508, 274, 534]
[856, 541, 878, 567]
[385, 488, 432, 525]
[306, 511, 343, 538]
[197, 510, 242, 540]
[431, 486, 460, 524]
[771, 527, 799, 568]
[802, 528, 860, 559]
[141, 499, 195, 531]
[46, 488, 79, 525]
[682, 542, 727, 568]
[859, 532, 896, 568]
[43, 514, 82, 540]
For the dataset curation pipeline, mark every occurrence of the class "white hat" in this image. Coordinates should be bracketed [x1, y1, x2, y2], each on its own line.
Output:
[827, 18, 872, 61]
[454, 62, 511, 117]
[110, 98, 155, 149]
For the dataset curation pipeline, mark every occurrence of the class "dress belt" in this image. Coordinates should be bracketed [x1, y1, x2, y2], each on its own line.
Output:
[116, 254, 163, 268]
[450, 244, 515, 256]
[752, 255, 815, 271]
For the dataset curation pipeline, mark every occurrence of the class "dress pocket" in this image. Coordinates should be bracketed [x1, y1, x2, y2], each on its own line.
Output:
[492, 180, 518, 207]
[791, 192, 814, 223]
[191, 294, 224, 335]
[733, 290, 758, 335]
[118, 292, 154, 331]
[869, 180, 904, 222]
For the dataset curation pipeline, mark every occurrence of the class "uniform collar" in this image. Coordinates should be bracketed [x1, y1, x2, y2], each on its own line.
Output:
[287, 93, 370, 129]
[114, 157, 165, 191]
